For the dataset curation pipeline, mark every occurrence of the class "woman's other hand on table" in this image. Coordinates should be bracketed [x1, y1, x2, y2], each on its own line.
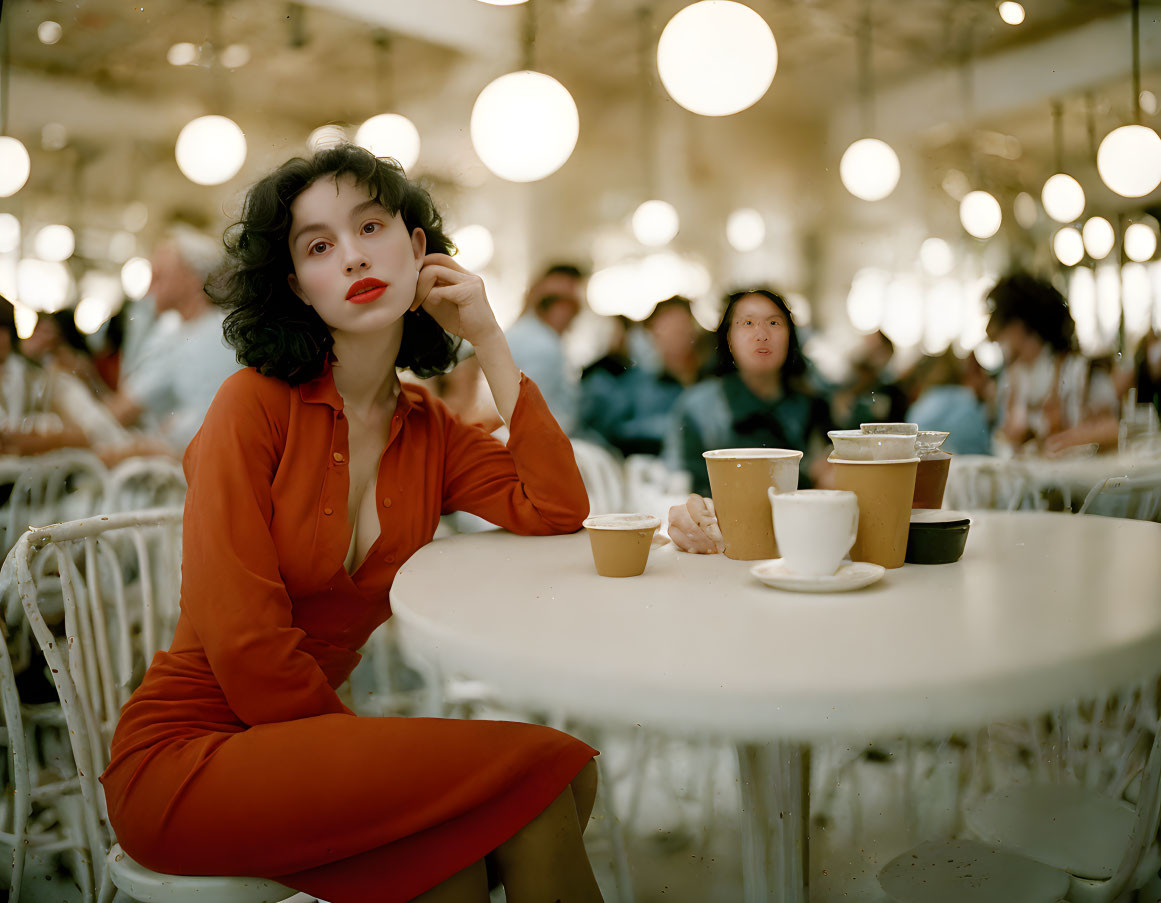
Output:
[667, 493, 724, 554]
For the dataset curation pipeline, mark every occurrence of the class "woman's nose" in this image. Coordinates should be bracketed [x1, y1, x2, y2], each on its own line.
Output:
[344, 256, 370, 274]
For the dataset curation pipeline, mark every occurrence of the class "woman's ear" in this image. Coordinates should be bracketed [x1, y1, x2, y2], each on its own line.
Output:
[411, 227, 427, 270]
[287, 272, 310, 306]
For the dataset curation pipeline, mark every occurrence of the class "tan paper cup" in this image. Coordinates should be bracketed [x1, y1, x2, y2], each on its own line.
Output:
[583, 513, 661, 577]
[829, 456, 919, 569]
[703, 448, 803, 560]
[913, 451, 952, 509]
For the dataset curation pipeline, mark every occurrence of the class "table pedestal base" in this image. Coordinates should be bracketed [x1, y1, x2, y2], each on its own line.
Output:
[737, 742, 808, 903]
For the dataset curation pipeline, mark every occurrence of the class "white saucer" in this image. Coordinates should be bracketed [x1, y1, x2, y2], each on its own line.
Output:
[750, 559, 886, 593]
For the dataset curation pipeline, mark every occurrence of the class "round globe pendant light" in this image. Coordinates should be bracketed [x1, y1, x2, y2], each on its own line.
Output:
[1125, 222, 1158, 262]
[919, 237, 954, 277]
[34, 224, 75, 262]
[1052, 227, 1084, 266]
[840, 4, 899, 202]
[726, 208, 765, 252]
[960, 190, 1002, 239]
[632, 200, 679, 247]
[1097, 1, 1161, 198]
[0, 137, 31, 197]
[657, 1, 777, 117]
[175, 115, 246, 186]
[1081, 217, 1115, 260]
[450, 224, 495, 271]
[1041, 173, 1085, 223]
[355, 113, 420, 171]
[1098, 125, 1161, 198]
[471, 71, 579, 182]
[841, 138, 900, 201]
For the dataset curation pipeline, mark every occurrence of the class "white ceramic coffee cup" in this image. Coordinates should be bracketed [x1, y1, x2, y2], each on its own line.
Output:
[768, 488, 860, 577]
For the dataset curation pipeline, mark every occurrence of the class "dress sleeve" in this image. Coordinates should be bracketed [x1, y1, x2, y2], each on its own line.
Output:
[441, 374, 589, 534]
[180, 371, 352, 725]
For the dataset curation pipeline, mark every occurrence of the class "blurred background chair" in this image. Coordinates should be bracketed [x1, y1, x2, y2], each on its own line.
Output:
[570, 438, 626, 515]
[104, 457, 187, 513]
[1077, 470, 1161, 522]
[880, 681, 1161, 903]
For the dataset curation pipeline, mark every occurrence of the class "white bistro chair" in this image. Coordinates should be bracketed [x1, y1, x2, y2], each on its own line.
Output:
[104, 456, 187, 513]
[12, 509, 299, 902]
[880, 682, 1161, 903]
[1077, 470, 1161, 522]
[570, 439, 626, 515]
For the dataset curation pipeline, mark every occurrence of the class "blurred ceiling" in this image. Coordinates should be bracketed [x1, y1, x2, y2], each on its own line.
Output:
[0, 0, 1158, 283]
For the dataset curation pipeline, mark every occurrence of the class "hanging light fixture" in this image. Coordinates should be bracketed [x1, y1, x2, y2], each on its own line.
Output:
[176, 115, 247, 185]
[1041, 102, 1085, 223]
[727, 208, 765, 252]
[960, 191, 1002, 240]
[174, 4, 246, 186]
[450, 224, 495, 271]
[656, 1, 777, 117]
[1081, 217, 1115, 260]
[956, 27, 1000, 240]
[631, 9, 679, 248]
[1097, 0, 1161, 198]
[0, 15, 30, 197]
[355, 33, 421, 171]
[471, 2, 579, 182]
[997, 2, 1025, 26]
[1125, 222, 1158, 262]
[632, 200, 680, 247]
[840, 2, 900, 201]
[1052, 227, 1084, 266]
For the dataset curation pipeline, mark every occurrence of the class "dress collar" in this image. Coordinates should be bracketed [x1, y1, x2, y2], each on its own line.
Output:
[298, 359, 417, 421]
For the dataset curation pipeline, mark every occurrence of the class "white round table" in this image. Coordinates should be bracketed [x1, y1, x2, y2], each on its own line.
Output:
[392, 511, 1161, 902]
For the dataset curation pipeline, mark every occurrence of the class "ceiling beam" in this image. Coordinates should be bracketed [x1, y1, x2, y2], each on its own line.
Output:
[295, 0, 519, 60]
[828, 10, 1161, 150]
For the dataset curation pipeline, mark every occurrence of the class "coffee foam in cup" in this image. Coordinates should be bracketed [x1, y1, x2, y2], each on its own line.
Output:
[583, 513, 661, 531]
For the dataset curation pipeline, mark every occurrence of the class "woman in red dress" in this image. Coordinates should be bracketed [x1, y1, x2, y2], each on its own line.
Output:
[100, 145, 603, 902]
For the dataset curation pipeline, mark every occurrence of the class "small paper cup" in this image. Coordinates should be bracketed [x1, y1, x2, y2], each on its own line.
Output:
[583, 513, 661, 578]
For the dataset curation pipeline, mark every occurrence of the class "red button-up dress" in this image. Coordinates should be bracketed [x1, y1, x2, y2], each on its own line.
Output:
[100, 364, 597, 902]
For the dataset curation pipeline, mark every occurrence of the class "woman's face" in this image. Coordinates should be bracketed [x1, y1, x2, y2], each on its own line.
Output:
[726, 293, 790, 377]
[287, 175, 426, 338]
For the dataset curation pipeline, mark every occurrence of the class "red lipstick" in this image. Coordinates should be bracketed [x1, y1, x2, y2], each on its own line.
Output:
[346, 278, 388, 304]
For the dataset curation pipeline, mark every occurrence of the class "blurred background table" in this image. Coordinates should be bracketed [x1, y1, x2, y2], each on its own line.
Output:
[392, 512, 1161, 903]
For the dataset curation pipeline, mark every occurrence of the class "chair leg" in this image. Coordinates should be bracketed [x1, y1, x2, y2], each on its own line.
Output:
[594, 765, 636, 903]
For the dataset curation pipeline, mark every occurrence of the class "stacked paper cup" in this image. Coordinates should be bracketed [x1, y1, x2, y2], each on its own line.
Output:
[827, 424, 918, 569]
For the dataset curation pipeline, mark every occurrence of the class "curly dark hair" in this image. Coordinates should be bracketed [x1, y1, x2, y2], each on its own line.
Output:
[986, 272, 1076, 355]
[209, 144, 460, 384]
[714, 288, 808, 386]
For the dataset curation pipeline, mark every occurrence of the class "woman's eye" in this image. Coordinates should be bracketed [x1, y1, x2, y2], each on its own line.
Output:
[310, 241, 328, 255]
[363, 222, 379, 234]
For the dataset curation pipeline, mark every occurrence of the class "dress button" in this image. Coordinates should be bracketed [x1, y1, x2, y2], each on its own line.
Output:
[336, 412, 344, 420]
[386, 555, 395, 564]
[333, 452, 345, 463]
[323, 506, 333, 516]
[382, 497, 392, 508]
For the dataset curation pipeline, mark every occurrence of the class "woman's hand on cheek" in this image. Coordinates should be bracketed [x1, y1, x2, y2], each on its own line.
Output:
[411, 253, 502, 346]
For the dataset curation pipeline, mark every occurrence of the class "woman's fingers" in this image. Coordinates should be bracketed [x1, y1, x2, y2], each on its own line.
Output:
[667, 501, 718, 554]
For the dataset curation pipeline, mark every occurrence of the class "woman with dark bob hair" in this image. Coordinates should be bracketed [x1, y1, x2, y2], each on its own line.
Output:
[100, 144, 602, 903]
[664, 288, 833, 553]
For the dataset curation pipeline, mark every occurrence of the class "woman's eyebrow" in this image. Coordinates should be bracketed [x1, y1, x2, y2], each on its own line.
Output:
[291, 200, 388, 246]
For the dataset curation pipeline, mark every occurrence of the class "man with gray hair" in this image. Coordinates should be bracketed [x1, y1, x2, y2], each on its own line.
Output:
[109, 225, 240, 452]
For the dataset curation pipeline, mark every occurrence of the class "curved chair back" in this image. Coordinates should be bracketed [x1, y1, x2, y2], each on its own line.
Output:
[13, 508, 184, 896]
[104, 457, 187, 514]
[571, 439, 626, 515]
